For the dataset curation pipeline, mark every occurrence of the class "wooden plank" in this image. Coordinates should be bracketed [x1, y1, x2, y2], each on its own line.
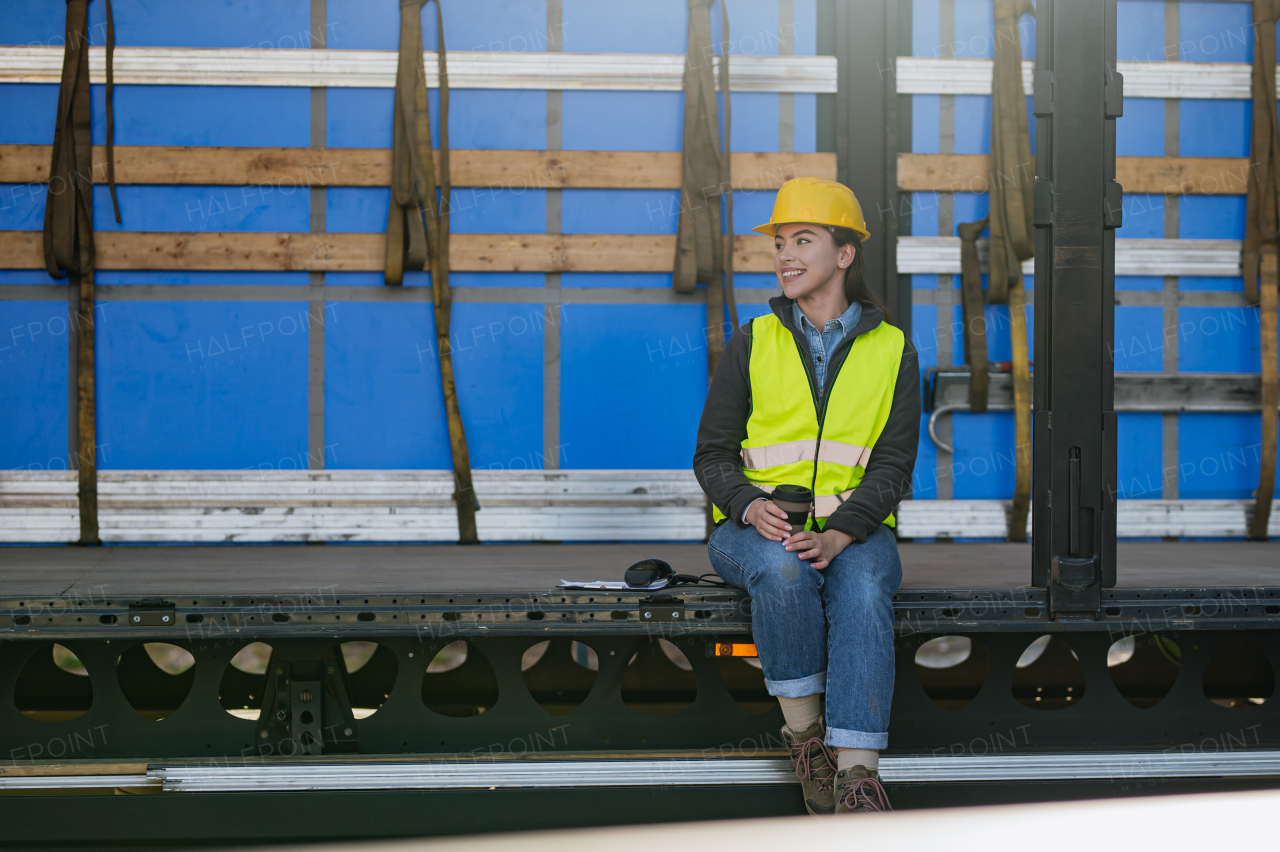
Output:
[1116, 156, 1253, 195]
[0, 231, 776, 273]
[0, 763, 150, 778]
[896, 153, 995, 193]
[0, 145, 389, 187]
[0, 145, 835, 190]
[2, 228, 1245, 276]
[897, 153, 1251, 195]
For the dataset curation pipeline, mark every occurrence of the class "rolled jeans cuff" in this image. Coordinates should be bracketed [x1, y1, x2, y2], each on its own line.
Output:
[825, 727, 889, 750]
[764, 671, 826, 698]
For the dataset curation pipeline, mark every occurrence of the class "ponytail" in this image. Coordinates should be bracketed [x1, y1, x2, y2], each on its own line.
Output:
[825, 226, 890, 322]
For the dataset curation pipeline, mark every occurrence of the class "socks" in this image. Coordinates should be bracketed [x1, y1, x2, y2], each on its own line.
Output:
[778, 696, 880, 771]
[778, 694, 822, 732]
[837, 748, 879, 771]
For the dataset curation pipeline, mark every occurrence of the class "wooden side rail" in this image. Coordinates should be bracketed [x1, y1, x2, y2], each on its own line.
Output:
[0, 146, 835, 190]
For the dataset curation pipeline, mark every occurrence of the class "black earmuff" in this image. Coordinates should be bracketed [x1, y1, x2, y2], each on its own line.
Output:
[623, 559, 728, 589]
[624, 558, 675, 587]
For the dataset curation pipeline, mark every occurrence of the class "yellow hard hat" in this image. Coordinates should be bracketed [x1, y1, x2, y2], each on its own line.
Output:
[752, 177, 870, 241]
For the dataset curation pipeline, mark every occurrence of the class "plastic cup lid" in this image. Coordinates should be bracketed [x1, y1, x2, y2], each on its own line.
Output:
[772, 484, 814, 504]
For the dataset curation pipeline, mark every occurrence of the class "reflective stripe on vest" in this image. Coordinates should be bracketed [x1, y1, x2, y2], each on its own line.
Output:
[740, 439, 872, 471]
[713, 311, 905, 527]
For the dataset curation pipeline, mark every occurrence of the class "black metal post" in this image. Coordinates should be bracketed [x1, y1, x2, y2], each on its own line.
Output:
[829, 0, 905, 331]
[1031, 0, 1121, 613]
[895, 0, 913, 347]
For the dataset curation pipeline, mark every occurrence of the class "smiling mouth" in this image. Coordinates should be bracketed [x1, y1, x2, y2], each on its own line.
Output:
[782, 269, 805, 282]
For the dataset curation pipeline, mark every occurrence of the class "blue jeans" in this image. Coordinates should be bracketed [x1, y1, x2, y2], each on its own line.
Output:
[708, 521, 902, 750]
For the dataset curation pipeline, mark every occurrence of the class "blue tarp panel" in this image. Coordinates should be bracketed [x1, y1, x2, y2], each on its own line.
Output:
[906, 0, 1279, 507]
[1, 0, 1276, 512]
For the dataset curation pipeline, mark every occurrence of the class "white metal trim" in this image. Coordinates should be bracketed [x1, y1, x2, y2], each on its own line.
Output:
[12, 749, 1280, 792]
[894, 57, 1253, 99]
[1119, 60, 1252, 100]
[0, 775, 156, 790]
[0, 470, 707, 544]
[894, 57, 1033, 96]
[2, 473, 1275, 543]
[897, 236, 1243, 278]
[0, 48, 1251, 98]
[896, 499, 1031, 540]
[0, 46, 836, 93]
[144, 749, 1280, 791]
[887, 750, 1280, 782]
[1112, 239, 1242, 277]
[897, 498, 1279, 539]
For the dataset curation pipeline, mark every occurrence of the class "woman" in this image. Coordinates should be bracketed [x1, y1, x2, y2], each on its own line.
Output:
[693, 177, 920, 816]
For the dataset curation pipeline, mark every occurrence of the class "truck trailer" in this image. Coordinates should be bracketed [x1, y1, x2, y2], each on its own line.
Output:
[1, 0, 1279, 846]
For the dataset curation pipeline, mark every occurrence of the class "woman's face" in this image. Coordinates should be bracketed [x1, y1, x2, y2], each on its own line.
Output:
[772, 222, 856, 301]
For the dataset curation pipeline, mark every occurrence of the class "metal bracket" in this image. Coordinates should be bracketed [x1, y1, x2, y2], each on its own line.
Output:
[1104, 70, 1124, 118]
[639, 595, 686, 623]
[289, 662, 324, 755]
[1033, 69, 1053, 116]
[254, 649, 360, 756]
[127, 600, 175, 627]
[1049, 556, 1101, 614]
[640, 606, 686, 623]
[1103, 180, 1123, 229]
[1033, 180, 1054, 227]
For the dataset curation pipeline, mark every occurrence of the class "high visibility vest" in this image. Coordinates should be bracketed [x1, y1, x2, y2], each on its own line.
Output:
[714, 311, 905, 529]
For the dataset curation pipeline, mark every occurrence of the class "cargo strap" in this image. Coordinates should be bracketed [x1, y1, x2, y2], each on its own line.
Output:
[386, 0, 479, 543]
[1258, 248, 1279, 539]
[721, 0, 736, 337]
[957, 217, 990, 414]
[957, 0, 1034, 541]
[675, 0, 738, 378]
[43, 0, 120, 546]
[679, 0, 737, 540]
[1245, 0, 1280, 540]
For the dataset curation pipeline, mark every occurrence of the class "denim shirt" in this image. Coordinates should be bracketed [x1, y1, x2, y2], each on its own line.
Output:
[792, 299, 863, 404]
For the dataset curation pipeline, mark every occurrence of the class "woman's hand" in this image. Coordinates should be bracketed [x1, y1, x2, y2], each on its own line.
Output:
[745, 499, 792, 541]
[784, 528, 853, 570]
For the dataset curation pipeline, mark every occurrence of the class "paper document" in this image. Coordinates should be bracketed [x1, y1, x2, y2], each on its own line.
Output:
[558, 579, 670, 590]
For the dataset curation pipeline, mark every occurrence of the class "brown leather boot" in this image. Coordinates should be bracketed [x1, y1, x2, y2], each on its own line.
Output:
[833, 766, 893, 814]
[782, 721, 836, 816]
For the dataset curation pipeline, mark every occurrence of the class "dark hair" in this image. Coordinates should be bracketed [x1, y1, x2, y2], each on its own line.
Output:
[825, 226, 890, 321]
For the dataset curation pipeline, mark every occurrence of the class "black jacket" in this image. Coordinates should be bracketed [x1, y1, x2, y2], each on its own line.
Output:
[692, 296, 921, 543]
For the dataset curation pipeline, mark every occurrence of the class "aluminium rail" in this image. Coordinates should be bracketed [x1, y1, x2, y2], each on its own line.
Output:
[924, 371, 1277, 454]
[8, 751, 1280, 792]
[145, 752, 1280, 789]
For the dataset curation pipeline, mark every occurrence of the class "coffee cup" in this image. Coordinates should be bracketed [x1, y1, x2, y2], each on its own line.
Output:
[771, 484, 814, 530]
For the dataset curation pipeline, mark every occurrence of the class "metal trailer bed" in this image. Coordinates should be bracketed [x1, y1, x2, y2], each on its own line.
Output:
[1, 541, 1279, 848]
